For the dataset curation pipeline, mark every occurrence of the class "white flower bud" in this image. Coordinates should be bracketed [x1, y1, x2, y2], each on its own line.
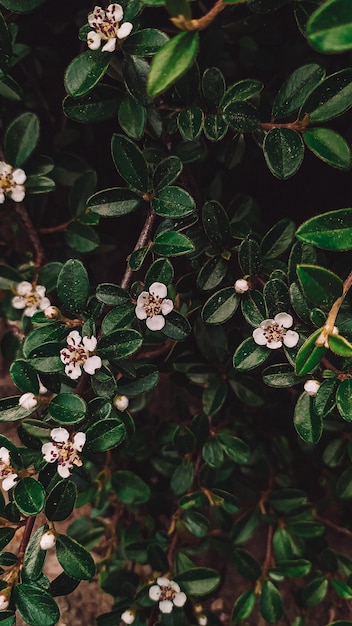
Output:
[121, 609, 135, 624]
[198, 616, 207, 626]
[234, 278, 249, 294]
[304, 379, 321, 397]
[0, 592, 9, 610]
[19, 392, 38, 410]
[40, 530, 56, 550]
[44, 305, 60, 319]
[113, 395, 129, 411]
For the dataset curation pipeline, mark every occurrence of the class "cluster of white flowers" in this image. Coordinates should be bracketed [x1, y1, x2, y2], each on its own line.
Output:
[60, 330, 101, 380]
[42, 427, 86, 478]
[149, 577, 187, 613]
[12, 281, 50, 318]
[87, 4, 132, 52]
[0, 161, 26, 203]
[0, 447, 18, 491]
[135, 282, 173, 331]
[253, 312, 299, 350]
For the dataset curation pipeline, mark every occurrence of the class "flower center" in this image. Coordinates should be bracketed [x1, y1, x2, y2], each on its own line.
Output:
[53, 441, 80, 467]
[24, 291, 41, 307]
[144, 294, 163, 318]
[159, 585, 176, 602]
[61, 343, 89, 367]
[263, 323, 286, 344]
[0, 463, 11, 480]
[0, 172, 15, 193]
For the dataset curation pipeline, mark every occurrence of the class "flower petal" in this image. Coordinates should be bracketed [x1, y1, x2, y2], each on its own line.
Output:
[170, 581, 181, 593]
[2, 473, 18, 491]
[235, 279, 249, 294]
[11, 187, 25, 202]
[51, 427, 70, 443]
[0, 192, 5, 204]
[83, 336, 97, 352]
[88, 8, 104, 26]
[83, 355, 102, 375]
[260, 319, 275, 329]
[39, 297, 51, 310]
[161, 299, 173, 316]
[73, 432, 86, 452]
[173, 591, 187, 607]
[24, 306, 37, 317]
[149, 282, 167, 299]
[157, 577, 170, 587]
[42, 442, 59, 463]
[283, 330, 299, 348]
[16, 281, 32, 296]
[87, 31, 101, 50]
[67, 330, 82, 346]
[159, 600, 173, 614]
[252, 328, 267, 345]
[274, 312, 293, 328]
[107, 3, 124, 21]
[149, 585, 161, 601]
[0, 447, 10, 464]
[117, 22, 133, 39]
[57, 462, 72, 478]
[102, 38, 117, 52]
[12, 295, 26, 309]
[146, 315, 165, 331]
[304, 379, 320, 396]
[266, 340, 282, 350]
[12, 168, 26, 185]
[65, 364, 82, 380]
[135, 305, 147, 320]
[19, 392, 38, 410]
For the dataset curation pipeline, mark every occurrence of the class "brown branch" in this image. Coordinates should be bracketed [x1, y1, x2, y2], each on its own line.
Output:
[260, 114, 310, 133]
[316, 514, 352, 537]
[120, 209, 156, 291]
[170, 0, 225, 31]
[38, 221, 70, 234]
[14, 202, 44, 268]
[17, 515, 36, 560]
[316, 269, 352, 347]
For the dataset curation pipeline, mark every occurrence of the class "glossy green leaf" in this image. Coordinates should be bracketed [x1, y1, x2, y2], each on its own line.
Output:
[263, 128, 304, 179]
[233, 548, 261, 580]
[277, 559, 312, 577]
[307, 0, 352, 53]
[111, 134, 149, 192]
[25, 175, 55, 194]
[202, 377, 227, 416]
[162, 310, 191, 340]
[56, 535, 96, 580]
[0, 396, 39, 422]
[85, 419, 126, 451]
[154, 231, 195, 256]
[231, 590, 256, 624]
[118, 94, 146, 140]
[295, 328, 327, 376]
[171, 458, 194, 495]
[297, 264, 343, 308]
[64, 49, 110, 98]
[101, 304, 135, 333]
[123, 55, 151, 106]
[262, 363, 301, 388]
[174, 567, 220, 596]
[203, 113, 228, 141]
[178, 107, 204, 141]
[222, 100, 259, 132]
[218, 431, 250, 464]
[233, 337, 270, 371]
[5, 112, 39, 168]
[57, 259, 89, 315]
[148, 32, 199, 97]
[122, 28, 169, 56]
[202, 67, 225, 107]
[239, 237, 261, 275]
[263, 279, 290, 317]
[296, 208, 352, 251]
[202, 200, 231, 246]
[197, 255, 228, 291]
[294, 391, 323, 443]
[331, 578, 352, 599]
[329, 333, 352, 356]
[336, 379, 352, 420]
[302, 69, 352, 122]
[220, 79, 263, 108]
[314, 378, 337, 417]
[272, 63, 325, 119]
[48, 393, 87, 425]
[45, 480, 77, 521]
[261, 219, 295, 260]
[201, 287, 239, 324]
[10, 360, 39, 394]
[65, 222, 99, 253]
[152, 186, 195, 218]
[302, 576, 328, 606]
[112, 470, 150, 504]
[96, 283, 130, 306]
[98, 329, 143, 360]
[23, 525, 48, 581]
[14, 584, 59, 626]
[241, 290, 267, 327]
[259, 581, 283, 623]
[336, 465, 352, 499]
[153, 156, 183, 190]
[63, 85, 123, 123]
[183, 510, 210, 538]
[304, 127, 351, 169]
[14, 477, 45, 515]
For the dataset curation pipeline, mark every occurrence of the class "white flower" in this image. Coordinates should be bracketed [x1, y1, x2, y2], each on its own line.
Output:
[135, 282, 174, 331]
[0, 447, 18, 491]
[60, 331, 102, 380]
[121, 609, 135, 624]
[304, 379, 321, 397]
[40, 530, 57, 550]
[0, 592, 9, 610]
[253, 312, 299, 350]
[0, 161, 26, 204]
[234, 279, 249, 294]
[87, 4, 133, 52]
[19, 392, 38, 410]
[12, 281, 50, 318]
[198, 616, 208, 626]
[113, 394, 129, 411]
[42, 427, 86, 478]
[149, 577, 187, 614]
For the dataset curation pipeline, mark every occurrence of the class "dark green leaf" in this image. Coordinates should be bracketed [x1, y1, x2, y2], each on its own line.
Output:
[57, 259, 89, 315]
[64, 50, 110, 98]
[56, 535, 96, 580]
[202, 200, 232, 246]
[222, 101, 259, 132]
[14, 584, 59, 626]
[296, 208, 352, 251]
[45, 480, 77, 521]
[174, 568, 220, 596]
[263, 128, 304, 179]
[294, 392, 323, 443]
[197, 256, 228, 291]
[63, 85, 123, 123]
[65, 222, 99, 253]
[304, 128, 351, 169]
[231, 590, 256, 624]
[10, 360, 39, 394]
[163, 310, 191, 340]
[220, 79, 263, 108]
[201, 287, 239, 324]
[302, 576, 328, 606]
[23, 525, 48, 581]
[112, 470, 150, 504]
[118, 94, 146, 140]
[302, 69, 352, 122]
[148, 32, 199, 97]
[336, 379, 352, 421]
[295, 328, 327, 376]
[233, 337, 270, 371]
[111, 134, 149, 192]
[241, 290, 267, 327]
[262, 363, 301, 387]
[153, 156, 183, 190]
[233, 548, 261, 580]
[178, 107, 204, 141]
[5, 112, 39, 168]
[14, 478, 45, 515]
[202, 67, 225, 107]
[154, 231, 195, 256]
[297, 264, 343, 308]
[272, 64, 325, 119]
[98, 329, 143, 360]
[152, 186, 195, 218]
[259, 581, 283, 624]
[88, 187, 141, 218]
[203, 113, 228, 141]
[123, 28, 169, 56]
[307, 0, 352, 53]
[85, 419, 126, 451]
[123, 55, 152, 106]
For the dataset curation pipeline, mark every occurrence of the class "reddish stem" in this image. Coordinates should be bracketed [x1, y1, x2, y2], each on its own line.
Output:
[120, 209, 156, 290]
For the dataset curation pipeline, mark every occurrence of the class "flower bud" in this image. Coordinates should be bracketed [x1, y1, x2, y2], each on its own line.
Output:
[113, 394, 129, 411]
[234, 279, 249, 294]
[198, 616, 207, 626]
[19, 392, 38, 410]
[304, 379, 320, 397]
[121, 609, 135, 624]
[40, 530, 56, 550]
[0, 590, 10, 610]
[44, 305, 60, 319]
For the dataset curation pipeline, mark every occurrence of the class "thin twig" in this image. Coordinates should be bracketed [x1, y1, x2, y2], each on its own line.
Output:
[120, 209, 156, 291]
[316, 514, 352, 537]
[14, 202, 44, 268]
[39, 221, 70, 234]
[17, 516, 36, 560]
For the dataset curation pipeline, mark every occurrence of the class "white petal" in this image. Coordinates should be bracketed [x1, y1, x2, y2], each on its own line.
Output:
[149, 585, 161, 601]
[135, 305, 147, 320]
[0, 162, 11, 175]
[42, 442, 59, 463]
[19, 392, 37, 410]
[146, 315, 165, 331]
[283, 330, 299, 348]
[12, 295, 26, 309]
[157, 577, 170, 587]
[253, 328, 267, 345]
[83, 336, 97, 352]
[275, 312, 293, 328]
[73, 432, 86, 452]
[173, 591, 187, 607]
[137, 291, 149, 306]
[16, 281, 32, 295]
[67, 330, 81, 346]
[159, 600, 173, 614]
[11, 187, 25, 202]
[83, 355, 102, 375]
[0, 595, 9, 610]
[40, 531, 56, 550]
[12, 168, 26, 184]
[35, 285, 46, 298]
[87, 31, 101, 50]
[65, 364, 82, 380]
[234, 279, 249, 294]
[304, 379, 320, 396]
[0, 192, 5, 204]
[117, 22, 133, 39]
[38, 380, 48, 395]
[169, 581, 181, 593]
[149, 282, 167, 299]
[51, 427, 70, 443]
[260, 319, 275, 329]
[88, 7, 104, 26]
[2, 473, 17, 491]
[267, 340, 282, 350]
[60, 348, 70, 363]
[102, 38, 117, 52]
[161, 299, 173, 316]
[121, 610, 135, 625]
[57, 463, 72, 478]
[0, 447, 10, 464]
[24, 306, 38, 317]
[113, 395, 129, 411]
[39, 297, 51, 310]
[107, 3, 124, 21]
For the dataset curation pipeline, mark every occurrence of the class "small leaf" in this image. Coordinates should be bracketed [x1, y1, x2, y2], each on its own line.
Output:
[45, 480, 77, 521]
[64, 50, 110, 98]
[118, 94, 146, 140]
[231, 590, 256, 624]
[296, 208, 352, 251]
[14, 584, 59, 626]
[148, 32, 199, 97]
[57, 259, 89, 315]
[222, 100, 259, 132]
[263, 128, 304, 179]
[98, 329, 143, 360]
[153, 156, 183, 190]
[48, 393, 86, 424]
[162, 310, 191, 340]
[302, 68, 352, 122]
[294, 392, 323, 443]
[111, 134, 149, 193]
[122, 28, 169, 56]
[177, 106, 204, 141]
[201, 288, 239, 324]
[85, 419, 126, 451]
[56, 535, 96, 580]
[174, 567, 220, 596]
[5, 112, 39, 168]
[112, 470, 150, 504]
[154, 231, 195, 256]
[233, 337, 270, 371]
[295, 328, 327, 376]
[63, 85, 123, 123]
[297, 264, 343, 309]
[152, 186, 195, 218]
[307, 0, 352, 53]
[336, 379, 352, 421]
[304, 127, 351, 169]
[259, 581, 283, 624]
[14, 478, 45, 516]
[272, 63, 325, 119]
[329, 334, 352, 357]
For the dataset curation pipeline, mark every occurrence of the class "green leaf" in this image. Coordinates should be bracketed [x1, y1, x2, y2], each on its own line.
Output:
[178, 107, 204, 141]
[152, 186, 195, 218]
[222, 101, 259, 132]
[297, 264, 343, 308]
[5, 112, 39, 168]
[56, 535, 96, 580]
[272, 63, 325, 119]
[202, 377, 227, 416]
[336, 465, 352, 499]
[0, 396, 39, 422]
[302, 68, 352, 122]
[173, 425, 196, 455]
[233, 337, 270, 371]
[145, 258, 174, 287]
[241, 290, 267, 327]
[201, 287, 239, 324]
[101, 304, 136, 333]
[23, 525, 48, 581]
[14, 478, 45, 515]
[0, 0, 46, 10]
[98, 329, 143, 360]
[263, 128, 304, 179]
[202, 438, 224, 468]
[162, 310, 191, 340]
[64, 50, 110, 98]
[148, 32, 199, 97]
[304, 128, 351, 169]
[302, 576, 328, 606]
[202, 200, 232, 246]
[65, 222, 99, 253]
[218, 431, 250, 464]
[96, 284, 130, 306]
[183, 510, 210, 538]
[233, 548, 261, 580]
[154, 231, 195, 256]
[239, 237, 261, 275]
[220, 79, 263, 108]
[22, 326, 65, 360]
[63, 85, 123, 123]
[111, 134, 149, 193]
[336, 379, 352, 421]
[314, 378, 337, 417]
[307, 0, 352, 53]
[122, 28, 169, 56]
[231, 590, 256, 624]
[25, 175, 55, 195]
[174, 567, 220, 596]
[112, 470, 150, 504]
[259, 581, 283, 624]
[10, 360, 39, 394]
[329, 333, 352, 357]
[153, 156, 183, 190]
[295, 328, 327, 376]
[261, 219, 296, 260]
[0, 75, 23, 101]
[197, 256, 228, 291]
[331, 578, 352, 600]
[203, 113, 228, 141]
[202, 67, 225, 108]
[45, 480, 77, 521]
[294, 392, 323, 443]
[86, 418, 126, 451]
[14, 584, 59, 626]
[262, 363, 301, 388]
[48, 393, 87, 425]
[276, 559, 312, 577]
[123, 55, 152, 106]
[171, 458, 194, 495]
[118, 94, 146, 140]
[263, 279, 290, 317]
[296, 208, 352, 251]
[57, 259, 89, 315]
